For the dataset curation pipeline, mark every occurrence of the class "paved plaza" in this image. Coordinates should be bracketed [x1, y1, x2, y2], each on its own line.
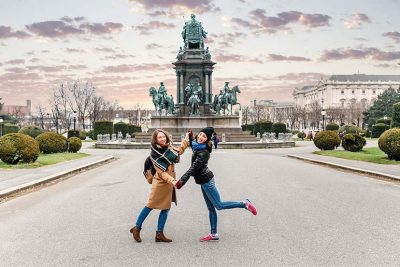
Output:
[0, 143, 399, 266]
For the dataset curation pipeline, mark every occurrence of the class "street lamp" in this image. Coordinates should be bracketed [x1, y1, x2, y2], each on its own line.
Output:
[321, 109, 326, 131]
[0, 117, 3, 137]
[73, 110, 77, 131]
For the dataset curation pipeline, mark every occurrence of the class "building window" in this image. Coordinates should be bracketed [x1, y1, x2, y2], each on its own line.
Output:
[362, 89, 365, 94]
[373, 90, 376, 94]
[341, 90, 344, 94]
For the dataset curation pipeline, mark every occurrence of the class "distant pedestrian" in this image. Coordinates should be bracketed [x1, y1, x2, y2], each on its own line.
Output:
[175, 127, 257, 242]
[212, 132, 219, 149]
[129, 129, 189, 243]
[309, 131, 313, 141]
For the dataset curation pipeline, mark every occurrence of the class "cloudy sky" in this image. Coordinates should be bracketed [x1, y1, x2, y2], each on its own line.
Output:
[1, 0, 399, 110]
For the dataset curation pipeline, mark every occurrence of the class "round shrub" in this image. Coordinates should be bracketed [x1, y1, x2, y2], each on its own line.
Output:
[297, 132, 306, 140]
[378, 128, 400, 160]
[87, 130, 94, 139]
[68, 137, 82, 153]
[36, 132, 67, 154]
[271, 122, 286, 138]
[326, 123, 339, 131]
[341, 133, 366, 152]
[313, 130, 340, 150]
[376, 117, 392, 126]
[372, 123, 389, 138]
[79, 131, 86, 140]
[0, 133, 39, 164]
[19, 125, 44, 138]
[338, 124, 363, 134]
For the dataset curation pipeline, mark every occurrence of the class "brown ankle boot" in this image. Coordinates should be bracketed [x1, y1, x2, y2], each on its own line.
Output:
[129, 227, 142, 242]
[155, 231, 172, 242]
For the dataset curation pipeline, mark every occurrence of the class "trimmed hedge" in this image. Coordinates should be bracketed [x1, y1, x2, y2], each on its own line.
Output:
[128, 124, 141, 134]
[3, 123, 19, 134]
[114, 122, 128, 137]
[326, 123, 339, 131]
[67, 137, 82, 153]
[377, 117, 392, 126]
[338, 124, 363, 134]
[93, 121, 113, 140]
[313, 130, 341, 150]
[253, 121, 273, 136]
[271, 122, 286, 138]
[297, 132, 306, 140]
[67, 130, 80, 139]
[79, 131, 86, 140]
[36, 132, 67, 154]
[341, 133, 366, 152]
[0, 133, 40, 164]
[378, 128, 400, 160]
[391, 102, 400, 128]
[87, 130, 94, 139]
[241, 124, 254, 133]
[19, 125, 44, 138]
[372, 123, 389, 138]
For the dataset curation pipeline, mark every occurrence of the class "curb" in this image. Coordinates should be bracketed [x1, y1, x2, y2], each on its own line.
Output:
[287, 154, 400, 182]
[0, 155, 116, 201]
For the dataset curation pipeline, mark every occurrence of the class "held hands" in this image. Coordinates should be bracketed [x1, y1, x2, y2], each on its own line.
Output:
[172, 180, 177, 187]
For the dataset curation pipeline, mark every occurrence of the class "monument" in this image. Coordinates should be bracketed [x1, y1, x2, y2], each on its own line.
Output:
[147, 14, 246, 136]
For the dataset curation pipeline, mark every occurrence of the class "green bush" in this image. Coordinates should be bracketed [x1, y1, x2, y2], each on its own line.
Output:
[313, 130, 341, 150]
[36, 132, 67, 154]
[87, 130, 94, 139]
[18, 125, 44, 138]
[93, 121, 113, 140]
[253, 121, 273, 136]
[241, 124, 254, 133]
[391, 102, 400, 128]
[3, 123, 19, 134]
[67, 130, 80, 139]
[127, 124, 141, 134]
[271, 122, 286, 138]
[79, 131, 86, 140]
[378, 128, 400, 160]
[114, 121, 128, 137]
[326, 123, 339, 131]
[377, 117, 392, 126]
[297, 132, 306, 140]
[372, 123, 389, 138]
[338, 124, 363, 134]
[365, 130, 371, 138]
[67, 137, 82, 153]
[0, 133, 40, 164]
[341, 133, 366, 152]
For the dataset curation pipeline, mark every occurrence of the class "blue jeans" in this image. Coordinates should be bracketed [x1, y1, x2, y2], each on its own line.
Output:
[135, 206, 170, 232]
[201, 178, 245, 234]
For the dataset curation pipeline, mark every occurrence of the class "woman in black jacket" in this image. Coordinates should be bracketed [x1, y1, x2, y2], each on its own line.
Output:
[175, 127, 257, 242]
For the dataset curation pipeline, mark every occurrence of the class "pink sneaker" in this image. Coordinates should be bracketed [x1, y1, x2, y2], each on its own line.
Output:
[244, 199, 257, 215]
[199, 233, 219, 242]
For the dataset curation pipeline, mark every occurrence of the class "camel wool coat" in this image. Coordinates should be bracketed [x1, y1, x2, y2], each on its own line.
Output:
[146, 139, 189, 210]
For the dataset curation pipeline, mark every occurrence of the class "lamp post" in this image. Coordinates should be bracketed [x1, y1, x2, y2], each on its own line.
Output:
[321, 109, 326, 131]
[73, 111, 77, 131]
[0, 117, 3, 137]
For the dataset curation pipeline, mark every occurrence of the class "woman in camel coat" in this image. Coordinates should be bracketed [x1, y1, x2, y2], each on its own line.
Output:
[130, 129, 189, 243]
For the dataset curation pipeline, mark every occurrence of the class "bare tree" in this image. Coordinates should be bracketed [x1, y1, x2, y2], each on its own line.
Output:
[242, 106, 250, 125]
[36, 105, 47, 129]
[68, 81, 95, 130]
[286, 106, 300, 130]
[308, 100, 322, 130]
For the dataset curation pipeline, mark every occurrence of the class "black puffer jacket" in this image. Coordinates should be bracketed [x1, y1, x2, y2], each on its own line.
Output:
[177, 148, 214, 187]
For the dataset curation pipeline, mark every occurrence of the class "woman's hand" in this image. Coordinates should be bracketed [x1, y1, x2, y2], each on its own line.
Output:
[172, 180, 177, 187]
[172, 146, 180, 152]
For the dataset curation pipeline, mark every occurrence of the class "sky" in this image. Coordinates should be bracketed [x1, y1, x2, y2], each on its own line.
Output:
[0, 0, 400, 110]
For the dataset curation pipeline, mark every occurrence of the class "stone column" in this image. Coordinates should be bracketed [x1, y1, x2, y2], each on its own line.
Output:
[205, 73, 209, 104]
[176, 71, 180, 103]
[180, 73, 184, 104]
[209, 73, 213, 103]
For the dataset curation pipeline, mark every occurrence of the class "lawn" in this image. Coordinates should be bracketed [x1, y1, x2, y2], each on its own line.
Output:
[0, 153, 89, 169]
[313, 147, 400, 165]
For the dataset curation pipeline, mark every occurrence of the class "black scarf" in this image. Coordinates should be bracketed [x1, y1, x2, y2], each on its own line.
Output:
[150, 144, 179, 171]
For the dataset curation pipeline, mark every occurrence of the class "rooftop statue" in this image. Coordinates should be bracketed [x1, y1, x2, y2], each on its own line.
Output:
[181, 14, 207, 49]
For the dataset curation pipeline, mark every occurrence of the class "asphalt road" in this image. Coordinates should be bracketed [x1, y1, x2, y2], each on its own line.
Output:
[1, 144, 399, 266]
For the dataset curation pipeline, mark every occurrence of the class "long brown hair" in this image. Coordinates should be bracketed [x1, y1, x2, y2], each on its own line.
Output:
[151, 129, 171, 147]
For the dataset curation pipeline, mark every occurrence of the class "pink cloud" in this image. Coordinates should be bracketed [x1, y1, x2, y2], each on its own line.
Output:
[5, 59, 25, 65]
[100, 63, 170, 73]
[383, 31, 400, 43]
[267, 54, 311, 62]
[128, 0, 219, 14]
[320, 47, 400, 61]
[135, 21, 175, 35]
[0, 25, 30, 39]
[344, 13, 371, 29]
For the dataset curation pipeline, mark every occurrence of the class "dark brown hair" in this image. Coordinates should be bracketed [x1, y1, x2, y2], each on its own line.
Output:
[151, 129, 171, 146]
